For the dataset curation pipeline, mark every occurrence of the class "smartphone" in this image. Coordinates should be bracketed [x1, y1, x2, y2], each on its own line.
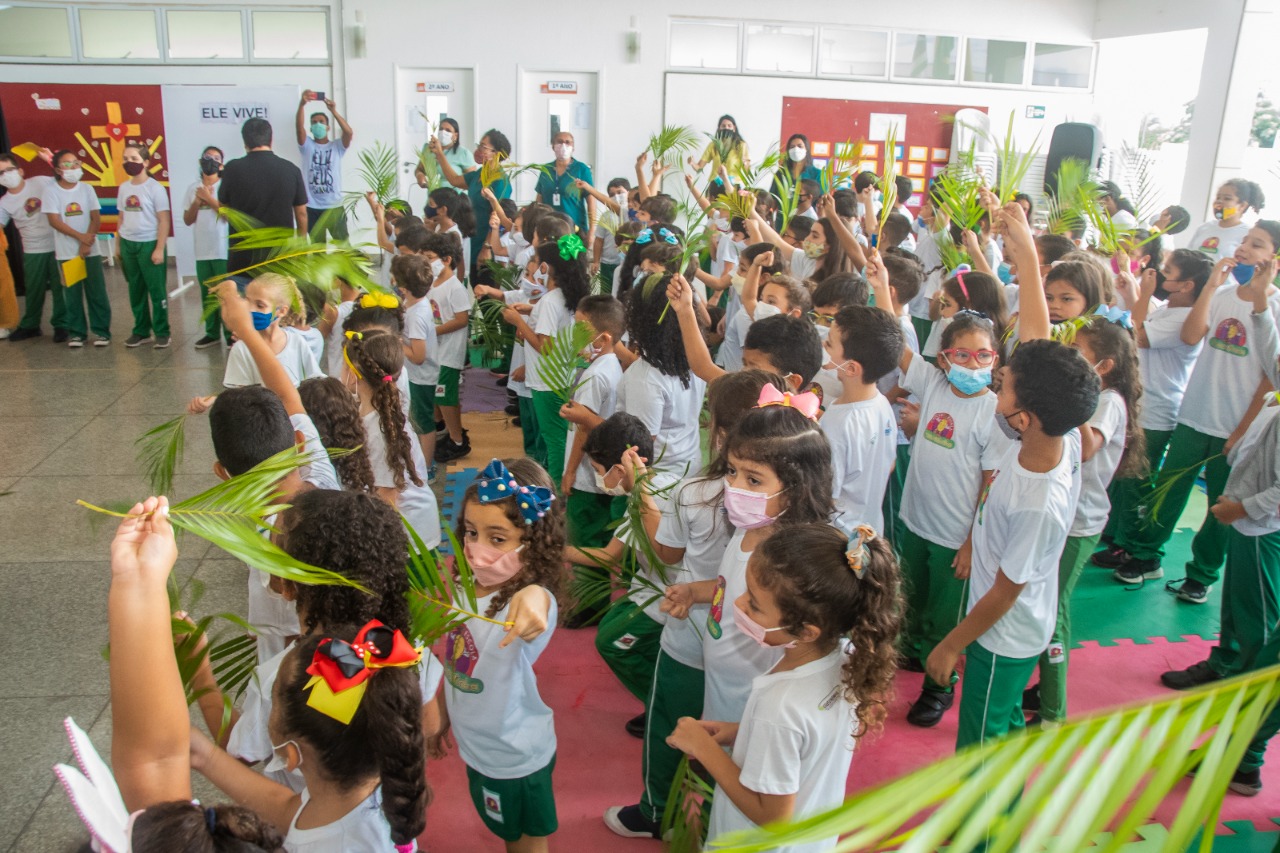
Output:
[308, 91, 325, 101]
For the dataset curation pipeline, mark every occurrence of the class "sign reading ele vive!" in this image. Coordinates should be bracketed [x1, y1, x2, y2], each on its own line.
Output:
[199, 102, 270, 123]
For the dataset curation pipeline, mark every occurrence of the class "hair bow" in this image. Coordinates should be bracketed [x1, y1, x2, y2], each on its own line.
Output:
[342, 330, 364, 380]
[634, 226, 678, 246]
[945, 263, 972, 280]
[755, 383, 820, 421]
[476, 458, 555, 525]
[845, 525, 877, 580]
[1093, 304, 1133, 330]
[360, 292, 400, 310]
[305, 620, 422, 724]
[55, 717, 131, 853]
[954, 308, 989, 321]
[558, 233, 586, 260]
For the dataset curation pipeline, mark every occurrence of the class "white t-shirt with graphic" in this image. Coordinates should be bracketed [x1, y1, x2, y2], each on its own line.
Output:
[0, 175, 55, 253]
[1187, 220, 1250, 260]
[403, 298, 441, 388]
[284, 788, 404, 853]
[565, 353, 622, 491]
[325, 300, 357, 379]
[299, 137, 348, 210]
[116, 177, 170, 242]
[618, 358, 707, 479]
[876, 315, 919, 447]
[821, 394, 898, 533]
[1137, 304, 1201, 432]
[428, 275, 473, 370]
[655, 477, 732, 669]
[43, 181, 101, 260]
[181, 180, 228, 261]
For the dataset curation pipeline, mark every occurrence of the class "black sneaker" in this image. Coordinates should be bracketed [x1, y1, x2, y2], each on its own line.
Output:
[1167, 578, 1210, 604]
[1114, 558, 1162, 584]
[496, 375, 509, 387]
[434, 419, 447, 437]
[194, 335, 220, 349]
[52, 328, 68, 343]
[625, 713, 647, 739]
[153, 336, 171, 349]
[1023, 683, 1041, 713]
[603, 804, 662, 840]
[1091, 546, 1130, 569]
[125, 334, 153, 348]
[505, 402, 520, 416]
[512, 416, 522, 427]
[1161, 660, 1221, 690]
[434, 435, 471, 463]
[10, 327, 42, 342]
[906, 686, 954, 728]
[1229, 768, 1263, 796]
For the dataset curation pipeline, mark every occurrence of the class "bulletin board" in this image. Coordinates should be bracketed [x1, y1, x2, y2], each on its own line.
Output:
[780, 97, 985, 208]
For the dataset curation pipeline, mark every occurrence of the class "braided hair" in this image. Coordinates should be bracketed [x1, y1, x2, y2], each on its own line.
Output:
[343, 330, 421, 489]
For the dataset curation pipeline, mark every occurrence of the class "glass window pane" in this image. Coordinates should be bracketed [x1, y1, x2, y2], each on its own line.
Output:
[167, 11, 244, 60]
[893, 33, 958, 81]
[252, 11, 328, 60]
[964, 38, 1026, 85]
[669, 20, 739, 70]
[744, 24, 813, 75]
[0, 6, 72, 58]
[79, 9, 159, 60]
[1033, 43, 1094, 88]
[818, 28, 888, 77]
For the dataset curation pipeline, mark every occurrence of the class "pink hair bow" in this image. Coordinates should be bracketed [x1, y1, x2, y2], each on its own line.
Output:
[755, 383, 820, 421]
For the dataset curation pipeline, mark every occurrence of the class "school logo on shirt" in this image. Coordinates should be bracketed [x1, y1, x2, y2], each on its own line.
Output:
[444, 624, 484, 693]
[976, 470, 999, 525]
[613, 633, 640, 650]
[23, 197, 41, 216]
[430, 298, 444, 325]
[124, 194, 142, 212]
[64, 202, 84, 217]
[1200, 237, 1221, 255]
[807, 382, 825, 409]
[1209, 318, 1248, 356]
[707, 576, 727, 639]
[924, 412, 957, 449]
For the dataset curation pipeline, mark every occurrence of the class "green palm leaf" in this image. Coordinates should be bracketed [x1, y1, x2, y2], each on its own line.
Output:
[405, 516, 482, 645]
[471, 298, 516, 363]
[342, 140, 410, 218]
[649, 125, 702, 168]
[708, 665, 1280, 852]
[1045, 158, 1095, 237]
[1140, 453, 1226, 526]
[876, 125, 901, 240]
[932, 149, 987, 233]
[959, 111, 1042, 204]
[772, 169, 802, 235]
[730, 145, 780, 190]
[135, 414, 187, 497]
[818, 139, 860, 194]
[535, 320, 595, 404]
[935, 232, 972, 275]
[664, 755, 716, 852]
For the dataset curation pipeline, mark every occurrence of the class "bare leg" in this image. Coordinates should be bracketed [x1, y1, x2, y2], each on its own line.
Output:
[506, 835, 549, 853]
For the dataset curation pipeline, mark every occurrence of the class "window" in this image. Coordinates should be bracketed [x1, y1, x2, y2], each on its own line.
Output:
[0, 6, 73, 58]
[818, 28, 889, 78]
[252, 10, 328, 60]
[893, 33, 958, 81]
[78, 9, 160, 60]
[669, 19, 740, 70]
[744, 24, 814, 75]
[167, 10, 245, 60]
[964, 39, 1026, 85]
[1033, 43, 1094, 88]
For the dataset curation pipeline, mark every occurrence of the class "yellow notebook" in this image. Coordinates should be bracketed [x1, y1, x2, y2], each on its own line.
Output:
[61, 256, 86, 287]
[10, 142, 41, 161]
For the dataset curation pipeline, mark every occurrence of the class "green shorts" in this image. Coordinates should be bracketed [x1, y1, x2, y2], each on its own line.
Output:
[408, 380, 437, 435]
[436, 365, 461, 408]
[466, 756, 558, 841]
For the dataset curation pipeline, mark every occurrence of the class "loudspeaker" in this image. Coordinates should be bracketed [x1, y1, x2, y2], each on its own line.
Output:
[1044, 122, 1102, 196]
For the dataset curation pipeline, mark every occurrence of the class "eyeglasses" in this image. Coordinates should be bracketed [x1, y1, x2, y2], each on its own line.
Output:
[476, 142, 494, 153]
[942, 347, 997, 366]
[808, 312, 835, 327]
[59, 162, 82, 170]
[937, 297, 953, 310]
[0, 167, 16, 176]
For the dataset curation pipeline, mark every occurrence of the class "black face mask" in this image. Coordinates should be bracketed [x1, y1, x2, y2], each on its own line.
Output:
[199, 157, 222, 176]
[1151, 269, 1173, 301]
[717, 128, 734, 140]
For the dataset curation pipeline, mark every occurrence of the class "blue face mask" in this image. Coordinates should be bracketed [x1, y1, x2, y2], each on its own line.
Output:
[997, 262, 1014, 285]
[1232, 263, 1256, 284]
[946, 363, 992, 395]
[251, 310, 275, 331]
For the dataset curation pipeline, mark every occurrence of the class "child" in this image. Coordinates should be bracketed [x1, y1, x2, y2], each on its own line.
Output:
[753, 199, 860, 282]
[299, 376, 378, 493]
[183, 145, 230, 348]
[436, 457, 564, 853]
[395, 254, 441, 477]
[420, 230, 473, 463]
[317, 277, 364, 376]
[476, 253, 548, 459]
[1186, 179, 1264, 260]
[1, 148, 66, 342]
[809, 272, 872, 403]
[346, 302, 413, 421]
[427, 186, 476, 278]
[117, 141, 172, 348]
[711, 242, 785, 372]
[874, 254, 924, 547]
[820, 303, 904, 532]
[44, 148, 110, 347]
[923, 269, 1010, 359]
[667, 523, 901, 852]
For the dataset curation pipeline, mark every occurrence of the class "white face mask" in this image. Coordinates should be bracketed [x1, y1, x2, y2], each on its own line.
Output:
[610, 191, 627, 204]
[429, 258, 445, 278]
[61, 168, 83, 184]
[0, 171, 20, 190]
[264, 740, 302, 774]
[554, 143, 573, 161]
[788, 145, 807, 163]
[594, 467, 628, 496]
[438, 128, 455, 146]
[511, 231, 530, 249]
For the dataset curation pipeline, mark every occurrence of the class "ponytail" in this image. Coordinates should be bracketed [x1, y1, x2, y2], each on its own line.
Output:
[345, 331, 421, 488]
[131, 800, 285, 852]
[365, 667, 430, 846]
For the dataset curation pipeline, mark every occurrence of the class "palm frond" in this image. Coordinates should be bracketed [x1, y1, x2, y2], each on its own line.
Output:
[731, 145, 780, 190]
[648, 125, 702, 168]
[135, 415, 187, 497]
[341, 141, 409, 218]
[710, 665, 1280, 852]
[415, 131, 447, 192]
[471, 298, 516, 362]
[535, 321, 596, 404]
[405, 515, 485, 645]
[1140, 453, 1225, 526]
[817, 139, 861, 194]
[1120, 144, 1164, 223]
[771, 169, 802, 235]
[961, 111, 1041, 204]
[479, 152, 508, 189]
[935, 232, 972, 275]
[1045, 158, 1096, 237]
[876, 125, 900, 240]
[932, 154, 986, 233]
[664, 755, 715, 853]
[712, 190, 758, 223]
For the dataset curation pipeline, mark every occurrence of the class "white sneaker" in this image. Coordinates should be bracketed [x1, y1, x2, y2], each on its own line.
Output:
[93, 337, 111, 347]
[68, 337, 85, 348]
[0, 328, 11, 339]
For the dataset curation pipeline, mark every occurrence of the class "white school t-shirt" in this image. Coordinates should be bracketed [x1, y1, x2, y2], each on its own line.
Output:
[362, 410, 441, 549]
[875, 315, 919, 447]
[899, 355, 1000, 550]
[526, 288, 572, 393]
[1138, 304, 1201, 431]
[290, 326, 325, 367]
[707, 648, 857, 853]
[617, 470, 682, 625]
[1071, 388, 1128, 537]
[789, 250, 818, 282]
[716, 290, 746, 372]
[428, 275, 473, 370]
[223, 333, 323, 388]
[909, 227, 945, 320]
[116, 178, 170, 242]
[299, 137, 347, 210]
[325, 300, 357, 378]
[1177, 286, 1280, 438]
[715, 234, 742, 279]
[181, 180, 228, 261]
[565, 353, 622, 491]
[969, 437, 1080, 658]
[403, 298, 441, 387]
[922, 315, 952, 359]
[0, 175, 55, 253]
[442, 588, 558, 778]
[43, 181, 101, 260]
[701, 530, 784, 723]
[1188, 220, 1250, 260]
[618, 358, 707, 479]
[655, 477, 733, 669]
[285, 788, 405, 853]
[1227, 404, 1280, 536]
[821, 394, 898, 533]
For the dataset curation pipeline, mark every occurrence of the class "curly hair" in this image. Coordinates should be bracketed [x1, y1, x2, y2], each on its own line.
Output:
[132, 801, 284, 852]
[278, 630, 427, 847]
[625, 271, 694, 387]
[751, 523, 902, 741]
[455, 457, 566, 619]
[344, 330, 421, 489]
[1075, 318, 1147, 480]
[298, 377, 376, 493]
[534, 238, 592, 312]
[279, 489, 410, 635]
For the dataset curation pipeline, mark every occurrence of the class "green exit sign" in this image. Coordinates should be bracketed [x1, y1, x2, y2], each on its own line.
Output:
[1026, 105, 1046, 119]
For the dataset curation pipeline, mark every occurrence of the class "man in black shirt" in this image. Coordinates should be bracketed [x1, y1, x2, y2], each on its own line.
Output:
[218, 117, 307, 273]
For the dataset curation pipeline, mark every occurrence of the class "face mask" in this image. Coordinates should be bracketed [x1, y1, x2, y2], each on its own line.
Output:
[610, 191, 626, 204]
[997, 262, 1014, 285]
[511, 231, 529, 249]
[123, 161, 145, 177]
[730, 273, 747, 296]
[732, 601, 797, 648]
[464, 540, 525, 587]
[438, 128, 455, 147]
[627, 208, 639, 222]
[1215, 206, 1239, 221]
[788, 146, 806, 163]
[424, 204, 438, 220]
[995, 410, 1024, 441]
[199, 156, 222, 176]
[310, 122, 328, 140]
[0, 171, 20, 190]
[553, 143, 573, 160]
[916, 215, 927, 230]
[522, 275, 547, 300]
[474, 149, 487, 165]
[429, 258, 445, 278]
[723, 482, 784, 530]
[264, 740, 302, 774]
[61, 168, 83, 184]
[1232, 263, 1256, 285]
[593, 467, 628, 496]
[946, 363, 992, 395]
[802, 241, 825, 259]
[717, 128, 734, 139]
[251, 310, 275, 331]
[633, 267, 649, 285]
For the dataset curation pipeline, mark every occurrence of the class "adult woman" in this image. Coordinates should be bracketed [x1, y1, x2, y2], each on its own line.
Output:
[689, 114, 749, 176]
[416, 117, 473, 186]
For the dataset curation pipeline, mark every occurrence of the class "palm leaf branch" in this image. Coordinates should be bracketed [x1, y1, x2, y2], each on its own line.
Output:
[534, 321, 595, 404]
[664, 754, 716, 852]
[876, 125, 900, 241]
[1140, 453, 1226, 526]
[649, 125, 702, 168]
[405, 513, 486, 645]
[135, 414, 187, 497]
[341, 140, 409, 217]
[771, 168, 802, 235]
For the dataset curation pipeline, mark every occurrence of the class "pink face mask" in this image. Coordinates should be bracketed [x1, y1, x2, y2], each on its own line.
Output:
[722, 482, 784, 529]
[732, 601, 796, 648]
[464, 540, 525, 587]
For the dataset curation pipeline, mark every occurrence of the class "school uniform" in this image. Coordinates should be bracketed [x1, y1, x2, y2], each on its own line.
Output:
[403, 297, 441, 436]
[500, 287, 541, 459]
[117, 177, 171, 338]
[362, 409, 442, 550]
[428, 274, 472, 409]
[909, 225, 946, 346]
[821, 393, 897, 533]
[284, 788, 408, 852]
[1187, 220, 1250, 260]
[182, 179, 230, 341]
[618, 357, 707, 479]
[524, 288, 572, 486]
[0, 176, 65, 333]
[564, 352, 623, 548]
[878, 315, 921, 549]
[44, 180, 111, 342]
[223, 333, 322, 388]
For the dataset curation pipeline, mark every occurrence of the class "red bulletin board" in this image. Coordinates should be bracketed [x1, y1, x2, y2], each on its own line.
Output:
[780, 97, 985, 208]
[0, 83, 169, 233]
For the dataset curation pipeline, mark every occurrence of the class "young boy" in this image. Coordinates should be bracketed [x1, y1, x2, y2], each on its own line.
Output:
[420, 230, 473, 463]
[710, 242, 784, 372]
[877, 253, 925, 547]
[820, 303, 904, 533]
[396, 254, 441, 480]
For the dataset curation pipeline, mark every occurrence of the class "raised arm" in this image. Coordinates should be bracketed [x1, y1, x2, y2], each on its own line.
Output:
[429, 136, 467, 190]
[295, 91, 310, 147]
[1182, 259, 1233, 346]
[739, 250, 771, 319]
[575, 179, 619, 215]
[1130, 269, 1159, 349]
[326, 97, 354, 147]
[635, 152, 654, 201]
[683, 173, 711, 213]
[997, 195, 1048, 342]
[481, 187, 514, 230]
[217, 283, 304, 417]
[749, 201, 795, 261]
[818, 194, 868, 270]
[667, 273, 724, 384]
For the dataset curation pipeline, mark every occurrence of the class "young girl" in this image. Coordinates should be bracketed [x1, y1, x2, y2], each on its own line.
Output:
[342, 329, 442, 549]
[1186, 179, 1265, 261]
[427, 186, 476, 279]
[44, 148, 110, 347]
[298, 376, 378, 493]
[118, 141, 172, 348]
[923, 268, 1010, 359]
[668, 523, 900, 852]
[753, 203, 857, 283]
[503, 233, 593, 488]
[436, 457, 565, 853]
[394, 254, 441, 475]
[418, 230, 472, 463]
[1027, 315, 1144, 725]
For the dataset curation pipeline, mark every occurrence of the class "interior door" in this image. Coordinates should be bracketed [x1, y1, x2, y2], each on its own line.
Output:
[516, 70, 598, 203]
[394, 66, 475, 213]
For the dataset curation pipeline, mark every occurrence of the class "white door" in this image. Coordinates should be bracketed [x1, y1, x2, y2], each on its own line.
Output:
[394, 66, 475, 214]
[516, 70, 598, 203]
